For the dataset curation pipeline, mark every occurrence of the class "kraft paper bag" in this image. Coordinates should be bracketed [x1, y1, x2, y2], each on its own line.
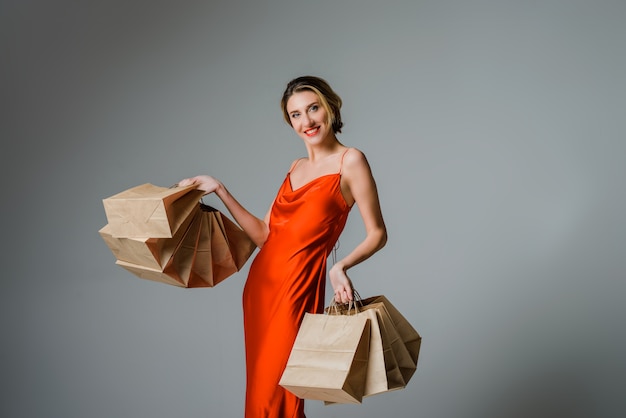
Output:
[115, 259, 187, 287]
[326, 303, 406, 398]
[279, 312, 371, 404]
[102, 201, 255, 288]
[216, 206, 258, 271]
[98, 208, 196, 270]
[103, 183, 203, 238]
[359, 295, 421, 383]
[163, 204, 256, 288]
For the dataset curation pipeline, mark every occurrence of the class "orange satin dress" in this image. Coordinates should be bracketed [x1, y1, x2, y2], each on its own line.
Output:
[242, 152, 352, 418]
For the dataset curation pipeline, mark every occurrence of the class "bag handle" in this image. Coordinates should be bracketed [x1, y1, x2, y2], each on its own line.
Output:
[171, 183, 216, 212]
[326, 290, 363, 316]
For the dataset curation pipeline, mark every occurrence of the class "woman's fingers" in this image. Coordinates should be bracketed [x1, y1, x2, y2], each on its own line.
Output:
[334, 287, 353, 304]
[177, 178, 195, 187]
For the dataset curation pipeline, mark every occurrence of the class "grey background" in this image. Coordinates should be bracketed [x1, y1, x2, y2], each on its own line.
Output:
[2, 0, 625, 417]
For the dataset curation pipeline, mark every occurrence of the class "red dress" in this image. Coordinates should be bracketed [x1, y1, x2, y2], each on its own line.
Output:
[242, 152, 352, 417]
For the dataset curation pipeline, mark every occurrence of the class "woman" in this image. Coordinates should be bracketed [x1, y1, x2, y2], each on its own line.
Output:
[178, 76, 387, 418]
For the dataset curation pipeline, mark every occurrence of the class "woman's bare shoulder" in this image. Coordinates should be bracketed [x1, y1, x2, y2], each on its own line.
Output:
[343, 147, 371, 171]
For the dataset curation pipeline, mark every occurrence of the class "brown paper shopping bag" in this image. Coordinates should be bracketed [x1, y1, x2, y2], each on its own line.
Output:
[163, 204, 256, 288]
[279, 312, 371, 404]
[103, 202, 255, 288]
[326, 301, 406, 398]
[358, 295, 421, 384]
[115, 259, 188, 287]
[216, 205, 258, 271]
[103, 183, 203, 238]
[98, 208, 195, 270]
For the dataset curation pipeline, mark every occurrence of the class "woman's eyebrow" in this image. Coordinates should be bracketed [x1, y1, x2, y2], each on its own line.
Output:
[290, 102, 318, 112]
[288, 101, 319, 115]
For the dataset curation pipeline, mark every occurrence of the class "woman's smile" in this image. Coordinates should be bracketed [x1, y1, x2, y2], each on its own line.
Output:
[304, 126, 320, 137]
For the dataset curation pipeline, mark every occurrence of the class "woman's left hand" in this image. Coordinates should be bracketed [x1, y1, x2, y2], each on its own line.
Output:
[329, 264, 354, 304]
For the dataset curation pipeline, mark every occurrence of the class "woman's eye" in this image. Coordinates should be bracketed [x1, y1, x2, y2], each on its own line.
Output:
[309, 105, 318, 112]
[291, 112, 300, 119]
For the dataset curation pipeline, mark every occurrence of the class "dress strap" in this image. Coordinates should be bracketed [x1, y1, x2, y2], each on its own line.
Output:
[288, 158, 305, 174]
[339, 148, 351, 175]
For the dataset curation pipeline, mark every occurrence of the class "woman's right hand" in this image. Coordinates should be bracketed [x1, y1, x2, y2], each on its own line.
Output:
[177, 175, 222, 195]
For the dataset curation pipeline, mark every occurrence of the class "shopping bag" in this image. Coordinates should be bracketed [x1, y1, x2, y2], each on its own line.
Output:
[163, 204, 256, 287]
[103, 183, 203, 238]
[214, 205, 258, 272]
[358, 295, 421, 383]
[98, 208, 195, 270]
[102, 202, 256, 288]
[326, 301, 406, 397]
[115, 259, 188, 287]
[279, 312, 371, 404]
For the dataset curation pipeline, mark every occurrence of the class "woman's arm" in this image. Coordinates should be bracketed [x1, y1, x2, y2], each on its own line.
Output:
[330, 149, 387, 303]
[178, 175, 270, 248]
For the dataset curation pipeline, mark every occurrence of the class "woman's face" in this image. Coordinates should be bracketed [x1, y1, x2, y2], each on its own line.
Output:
[286, 90, 332, 145]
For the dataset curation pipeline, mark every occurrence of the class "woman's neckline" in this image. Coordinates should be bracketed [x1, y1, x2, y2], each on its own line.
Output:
[287, 172, 340, 192]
